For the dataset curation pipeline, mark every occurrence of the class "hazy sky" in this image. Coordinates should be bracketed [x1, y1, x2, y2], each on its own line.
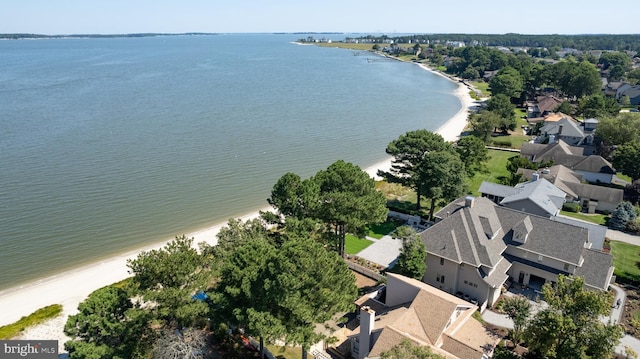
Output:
[2, 0, 639, 35]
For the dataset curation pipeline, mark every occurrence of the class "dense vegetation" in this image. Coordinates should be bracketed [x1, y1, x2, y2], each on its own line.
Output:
[346, 33, 640, 52]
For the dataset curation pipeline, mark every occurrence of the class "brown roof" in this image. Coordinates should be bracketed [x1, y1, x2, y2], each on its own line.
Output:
[360, 273, 498, 359]
[536, 95, 564, 114]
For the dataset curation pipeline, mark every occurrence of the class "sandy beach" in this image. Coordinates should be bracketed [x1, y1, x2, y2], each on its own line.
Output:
[0, 62, 476, 352]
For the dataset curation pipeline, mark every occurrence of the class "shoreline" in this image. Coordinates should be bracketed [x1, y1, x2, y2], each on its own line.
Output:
[0, 60, 476, 351]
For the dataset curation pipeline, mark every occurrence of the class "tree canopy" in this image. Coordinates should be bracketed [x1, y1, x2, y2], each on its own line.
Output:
[524, 275, 623, 358]
[64, 286, 149, 359]
[392, 226, 427, 280]
[380, 132, 468, 220]
[455, 135, 490, 176]
[613, 141, 640, 181]
[214, 226, 357, 355]
[269, 160, 387, 257]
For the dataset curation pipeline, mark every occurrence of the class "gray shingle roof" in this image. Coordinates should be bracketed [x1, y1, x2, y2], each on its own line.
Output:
[497, 178, 566, 217]
[540, 117, 585, 139]
[574, 248, 614, 290]
[573, 155, 616, 174]
[421, 197, 612, 291]
[478, 182, 519, 198]
[550, 215, 607, 250]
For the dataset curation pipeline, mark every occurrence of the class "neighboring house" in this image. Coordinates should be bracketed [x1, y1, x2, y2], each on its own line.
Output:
[620, 85, 640, 106]
[520, 140, 615, 183]
[519, 165, 623, 213]
[423, 197, 614, 309]
[604, 81, 631, 99]
[478, 178, 566, 218]
[583, 118, 598, 132]
[351, 273, 499, 359]
[537, 116, 586, 145]
[526, 95, 563, 118]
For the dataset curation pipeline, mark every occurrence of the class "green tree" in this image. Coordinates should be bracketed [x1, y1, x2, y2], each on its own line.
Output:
[596, 113, 640, 147]
[268, 172, 318, 220]
[215, 233, 357, 359]
[490, 66, 524, 100]
[392, 226, 427, 280]
[64, 286, 149, 359]
[613, 141, 640, 181]
[380, 338, 444, 359]
[127, 236, 210, 328]
[577, 94, 620, 118]
[555, 101, 573, 115]
[501, 295, 531, 345]
[454, 135, 490, 176]
[470, 110, 501, 142]
[609, 201, 638, 231]
[505, 155, 536, 185]
[566, 61, 602, 99]
[417, 150, 467, 220]
[486, 94, 516, 131]
[378, 130, 451, 210]
[524, 275, 623, 359]
[314, 160, 388, 257]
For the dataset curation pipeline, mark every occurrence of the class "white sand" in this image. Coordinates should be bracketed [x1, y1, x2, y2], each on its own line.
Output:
[0, 62, 476, 353]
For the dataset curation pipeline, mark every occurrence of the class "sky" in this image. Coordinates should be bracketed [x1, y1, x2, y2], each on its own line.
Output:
[2, 0, 639, 35]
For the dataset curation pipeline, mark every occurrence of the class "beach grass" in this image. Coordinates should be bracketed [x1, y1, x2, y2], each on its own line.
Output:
[0, 304, 63, 339]
[609, 241, 640, 284]
[345, 234, 374, 255]
[315, 42, 374, 51]
[560, 210, 609, 226]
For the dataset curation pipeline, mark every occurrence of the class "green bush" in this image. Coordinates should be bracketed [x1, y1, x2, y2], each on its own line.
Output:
[491, 139, 512, 148]
[562, 202, 582, 213]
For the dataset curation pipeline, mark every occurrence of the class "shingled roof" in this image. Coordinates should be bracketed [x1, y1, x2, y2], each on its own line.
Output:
[361, 273, 499, 359]
[421, 197, 612, 290]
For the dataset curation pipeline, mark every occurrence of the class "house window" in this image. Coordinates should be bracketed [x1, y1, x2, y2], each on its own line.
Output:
[474, 283, 478, 288]
[440, 258, 444, 265]
[538, 254, 543, 262]
[564, 263, 569, 271]
[437, 274, 445, 283]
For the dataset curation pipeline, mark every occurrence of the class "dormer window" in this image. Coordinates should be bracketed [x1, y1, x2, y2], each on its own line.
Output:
[513, 216, 533, 244]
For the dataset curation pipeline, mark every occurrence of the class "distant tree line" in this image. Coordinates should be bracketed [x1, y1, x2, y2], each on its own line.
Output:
[347, 33, 640, 52]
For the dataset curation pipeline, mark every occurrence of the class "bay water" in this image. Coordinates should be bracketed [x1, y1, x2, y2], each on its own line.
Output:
[0, 34, 460, 291]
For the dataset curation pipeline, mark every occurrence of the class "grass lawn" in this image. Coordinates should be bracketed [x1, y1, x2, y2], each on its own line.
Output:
[560, 210, 608, 226]
[467, 149, 516, 196]
[266, 343, 309, 359]
[367, 218, 405, 239]
[0, 304, 62, 339]
[490, 133, 531, 149]
[345, 234, 374, 255]
[469, 81, 490, 97]
[609, 241, 640, 284]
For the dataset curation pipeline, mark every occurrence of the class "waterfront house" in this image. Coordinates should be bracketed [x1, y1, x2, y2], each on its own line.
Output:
[350, 273, 499, 359]
[421, 196, 613, 309]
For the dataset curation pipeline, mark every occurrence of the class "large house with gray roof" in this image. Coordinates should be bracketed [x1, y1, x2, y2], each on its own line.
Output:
[421, 196, 614, 310]
[520, 140, 616, 184]
[519, 165, 623, 213]
[478, 178, 566, 218]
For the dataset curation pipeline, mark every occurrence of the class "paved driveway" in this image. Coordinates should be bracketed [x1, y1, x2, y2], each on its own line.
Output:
[355, 235, 403, 268]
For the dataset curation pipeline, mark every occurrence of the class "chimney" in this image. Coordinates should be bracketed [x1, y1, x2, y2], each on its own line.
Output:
[359, 306, 375, 359]
[464, 196, 475, 208]
[532, 172, 539, 181]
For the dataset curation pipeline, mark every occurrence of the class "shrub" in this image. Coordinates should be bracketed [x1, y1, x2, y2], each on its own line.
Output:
[610, 201, 638, 231]
[627, 221, 640, 235]
[563, 202, 582, 213]
[491, 139, 512, 148]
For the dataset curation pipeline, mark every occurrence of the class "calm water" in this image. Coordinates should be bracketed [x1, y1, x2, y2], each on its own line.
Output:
[0, 34, 460, 290]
